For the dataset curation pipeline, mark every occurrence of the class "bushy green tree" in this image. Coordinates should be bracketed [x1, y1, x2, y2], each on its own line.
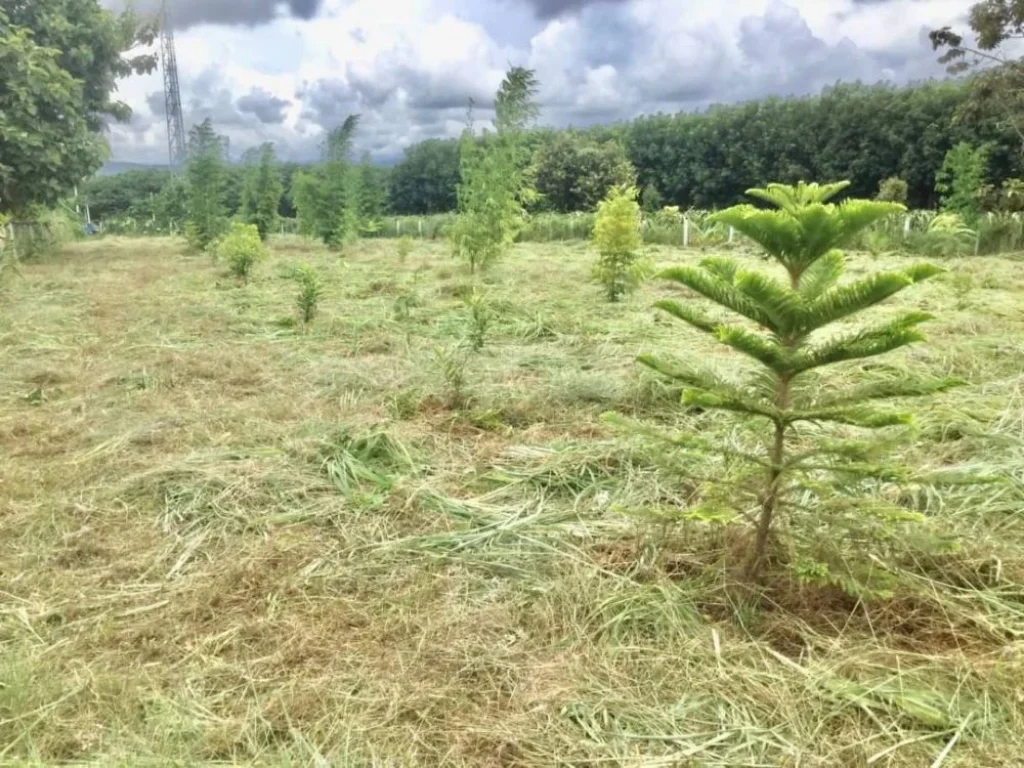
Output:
[931, 0, 1024, 146]
[533, 133, 636, 212]
[388, 139, 461, 215]
[592, 185, 647, 301]
[83, 169, 169, 221]
[638, 181, 953, 586]
[936, 142, 989, 224]
[451, 67, 539, 273]
[240, 143, 283, 241]
[184, 119, 228, 251]
[876, 176, 909, 204]
[215, 222, 265, 283]
[0, 2, 154, 216]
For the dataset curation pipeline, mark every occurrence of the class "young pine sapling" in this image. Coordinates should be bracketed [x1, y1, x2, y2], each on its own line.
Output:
[638, 181, 956, 588]
[463, 289, 493, 352]
[292, 263, 324, 325]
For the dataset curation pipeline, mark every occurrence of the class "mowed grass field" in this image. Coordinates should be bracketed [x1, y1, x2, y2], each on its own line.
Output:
[2, 236, 1024, 766]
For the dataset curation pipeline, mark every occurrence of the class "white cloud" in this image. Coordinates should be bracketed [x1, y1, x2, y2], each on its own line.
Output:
[104, 0, 975, 165]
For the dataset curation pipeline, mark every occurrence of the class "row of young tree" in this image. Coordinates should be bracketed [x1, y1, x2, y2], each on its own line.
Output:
[170, 116, 390, 251]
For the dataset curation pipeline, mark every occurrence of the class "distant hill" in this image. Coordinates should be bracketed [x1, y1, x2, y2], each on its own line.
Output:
[97, 161, 170, 177]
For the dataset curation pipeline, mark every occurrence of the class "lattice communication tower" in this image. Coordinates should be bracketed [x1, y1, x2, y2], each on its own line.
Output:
[160, 0, 187, 169]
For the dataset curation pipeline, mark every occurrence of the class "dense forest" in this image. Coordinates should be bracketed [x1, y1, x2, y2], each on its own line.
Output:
[85, 78, 1023, 223]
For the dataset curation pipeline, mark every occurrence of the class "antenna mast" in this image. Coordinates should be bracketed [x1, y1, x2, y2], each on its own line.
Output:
[160, 0, 187, 169]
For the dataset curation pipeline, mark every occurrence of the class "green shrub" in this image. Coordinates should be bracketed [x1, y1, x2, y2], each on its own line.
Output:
[936, 142, 988, 226]
[592, 185, 649, 301]
[876, 176, 909, 204]
[215, 222, 266, 283]
[977, 212, 1024, 254]
[905, 213, 976, 258]
[451, 67, 538, 273]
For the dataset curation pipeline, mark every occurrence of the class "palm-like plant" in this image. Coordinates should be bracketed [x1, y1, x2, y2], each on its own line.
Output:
[640, 181, 956, 584]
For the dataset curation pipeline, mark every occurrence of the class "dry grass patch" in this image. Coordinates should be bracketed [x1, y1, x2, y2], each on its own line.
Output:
[1, 236, 1023, 764]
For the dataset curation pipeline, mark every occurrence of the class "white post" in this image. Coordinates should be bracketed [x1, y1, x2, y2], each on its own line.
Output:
[683, 217, 690, 247]
[397, 219, 401, 235]
[903, 215, 911, 237]
[418, 218, 423, 237]
[728, 226, 735, 244]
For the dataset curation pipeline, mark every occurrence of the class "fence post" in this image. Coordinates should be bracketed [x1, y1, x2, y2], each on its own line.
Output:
[418, 218, 423, 237]
[397, 219, 401, 235]
[683, 217, 690, 248]
[728, 226, 735, 245]
[903, 215, 911, 238]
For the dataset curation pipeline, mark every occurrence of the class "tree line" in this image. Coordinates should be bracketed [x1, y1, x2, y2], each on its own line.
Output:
[85, 77, 1024, 226]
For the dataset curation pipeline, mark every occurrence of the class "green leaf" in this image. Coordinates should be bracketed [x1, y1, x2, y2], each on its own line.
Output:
[698, 255, 741, 282]
[658, 265, 776, 330]
[715, 326, 789, 371]
[788, 405, 913, 428]
[652, 299, 717, 333]
[733, 270, 805, 333]
[798, 249, 845, 299]
[793, 312, 934, 372]
[811, 374, 964, 408]
[637, 355, 777, 418]
[745, 180, 851, 212]
[803, 272, 915, 329]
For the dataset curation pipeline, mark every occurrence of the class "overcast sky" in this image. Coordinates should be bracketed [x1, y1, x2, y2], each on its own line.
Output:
[102, 0, 973, 165]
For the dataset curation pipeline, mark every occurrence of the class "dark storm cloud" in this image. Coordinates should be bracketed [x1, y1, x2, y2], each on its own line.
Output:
[237, 88, 292, 124]
[298, 69, 491, 130]
[146, 91, 167, 118]
[733, 3, 939, 99]
[104, 0, 326, 29]
[518, 0, 630, 19]
[296, 79, 363, 129]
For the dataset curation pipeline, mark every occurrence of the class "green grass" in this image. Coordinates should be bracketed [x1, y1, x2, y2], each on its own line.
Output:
[1, 234, 1023, 765]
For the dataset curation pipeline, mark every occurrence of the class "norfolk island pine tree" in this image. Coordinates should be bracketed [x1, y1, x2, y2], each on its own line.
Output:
[634, 181, 962, 588]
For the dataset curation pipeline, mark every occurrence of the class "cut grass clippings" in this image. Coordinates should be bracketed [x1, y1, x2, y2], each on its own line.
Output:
[1, 236, 1023, 765]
